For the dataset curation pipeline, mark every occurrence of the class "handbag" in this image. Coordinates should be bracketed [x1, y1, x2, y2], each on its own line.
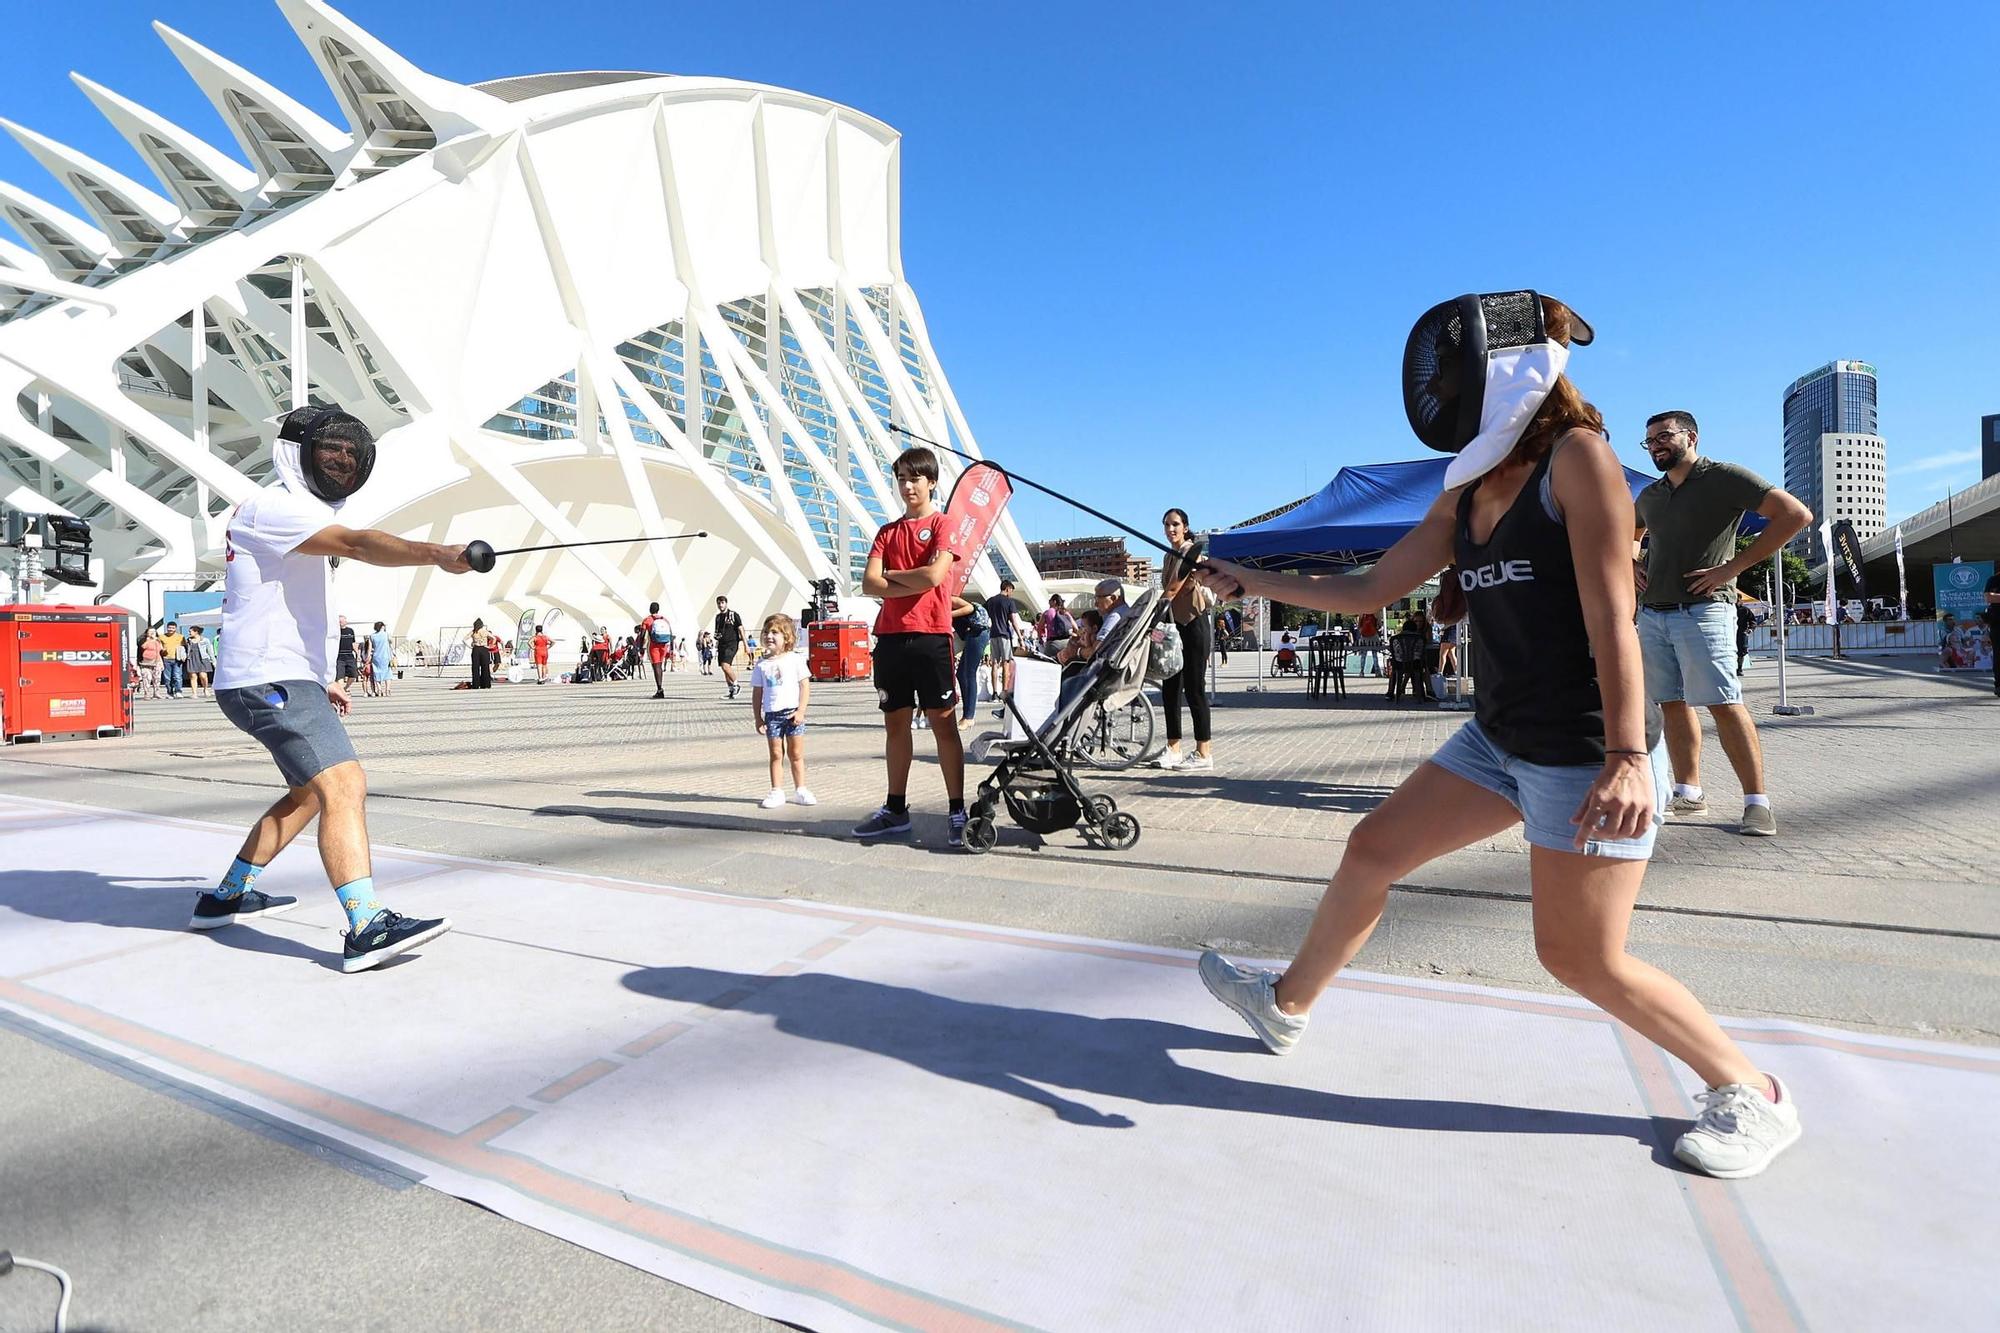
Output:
[1145, 621, 1184, 683]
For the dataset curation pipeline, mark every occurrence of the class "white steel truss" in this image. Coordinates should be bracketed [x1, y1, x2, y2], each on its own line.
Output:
[0, 0, 1041, 635]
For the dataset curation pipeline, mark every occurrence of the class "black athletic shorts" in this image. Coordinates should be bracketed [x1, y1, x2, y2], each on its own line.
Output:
[873, 632, 957, 713]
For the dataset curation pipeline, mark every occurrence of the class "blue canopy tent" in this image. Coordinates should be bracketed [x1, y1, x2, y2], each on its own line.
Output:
[1211, 457, 1762, 572]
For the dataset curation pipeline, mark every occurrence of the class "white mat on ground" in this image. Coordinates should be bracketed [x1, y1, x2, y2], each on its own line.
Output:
[0, 793, 1993, 1331]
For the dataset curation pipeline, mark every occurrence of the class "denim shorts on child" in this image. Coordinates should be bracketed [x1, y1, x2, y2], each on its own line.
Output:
[216, 679, 358, 788]
[1427, 718, 1671, 860]
[763, 711, 805, 739]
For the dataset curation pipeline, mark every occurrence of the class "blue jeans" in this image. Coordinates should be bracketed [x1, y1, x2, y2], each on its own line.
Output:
[163, 659, 185, 695]
[956, 630, 989, 720]
[1637, 604, 1741, 706]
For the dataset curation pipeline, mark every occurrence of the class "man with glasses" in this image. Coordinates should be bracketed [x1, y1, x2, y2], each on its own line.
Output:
[1093, 579, 1131, 654]
[1632, 411, 1812, 836]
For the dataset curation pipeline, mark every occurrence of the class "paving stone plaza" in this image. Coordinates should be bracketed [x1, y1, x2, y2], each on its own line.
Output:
[3, 651, 1996, 1330]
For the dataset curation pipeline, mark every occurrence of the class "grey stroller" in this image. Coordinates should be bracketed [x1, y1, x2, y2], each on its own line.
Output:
[961, 587, 1171, 854]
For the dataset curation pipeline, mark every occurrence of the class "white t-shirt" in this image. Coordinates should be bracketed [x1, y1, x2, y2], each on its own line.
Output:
[214, 485, 337, 689]
[750, 650, 808, 714]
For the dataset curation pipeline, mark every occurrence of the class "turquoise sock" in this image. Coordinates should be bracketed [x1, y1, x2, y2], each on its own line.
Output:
[214, 857, 265, 900]
[334, 877, 383, 933]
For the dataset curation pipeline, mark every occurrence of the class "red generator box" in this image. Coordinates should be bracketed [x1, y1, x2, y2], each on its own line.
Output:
[2, 604, 133, 744]
[807, 620, 873, 682]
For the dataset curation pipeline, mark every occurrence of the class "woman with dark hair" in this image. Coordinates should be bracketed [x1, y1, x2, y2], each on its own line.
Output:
[469, 617, 492, 690]
[1192, 293, 1801, 1180]
[1154, 507, 1216, 770]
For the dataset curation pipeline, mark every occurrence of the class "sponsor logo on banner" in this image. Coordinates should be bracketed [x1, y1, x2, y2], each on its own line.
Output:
[28, 649, 112, 665]
[49, 698, 86, 717]
[1933, 560, 1996, 672]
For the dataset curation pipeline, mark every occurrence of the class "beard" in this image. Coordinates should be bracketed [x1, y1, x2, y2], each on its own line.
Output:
[1651, 443, 1688, 473]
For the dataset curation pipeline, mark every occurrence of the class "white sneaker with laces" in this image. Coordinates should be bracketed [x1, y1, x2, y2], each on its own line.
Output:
[1180, 753, 1214, 771]
[1673, 1073, 1802, 1179]
[791, 788, 817, 806]
[1153, 749, 1185, 769]
[758, 789, 786, 809]
[1196, 949, 1308, 1054]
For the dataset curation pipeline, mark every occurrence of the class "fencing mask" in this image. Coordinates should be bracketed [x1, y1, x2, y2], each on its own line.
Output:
[273, 405, 375, 504]
[1403, 291, 1595, 489]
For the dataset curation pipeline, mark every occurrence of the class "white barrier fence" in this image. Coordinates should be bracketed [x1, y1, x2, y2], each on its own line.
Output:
[1750, 620, 1938, 657]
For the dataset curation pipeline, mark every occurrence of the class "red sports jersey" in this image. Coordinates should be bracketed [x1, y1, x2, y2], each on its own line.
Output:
[870, 511, 954, 635]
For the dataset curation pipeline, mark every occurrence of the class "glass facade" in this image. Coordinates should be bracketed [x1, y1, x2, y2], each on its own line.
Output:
[1782, 361, 1879, 559]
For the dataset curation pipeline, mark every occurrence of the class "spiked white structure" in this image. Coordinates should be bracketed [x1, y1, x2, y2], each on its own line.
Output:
[0, 0, 1041, 640]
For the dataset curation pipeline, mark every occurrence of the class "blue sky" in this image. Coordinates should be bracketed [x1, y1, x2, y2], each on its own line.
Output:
[4, 0, 1995, 548]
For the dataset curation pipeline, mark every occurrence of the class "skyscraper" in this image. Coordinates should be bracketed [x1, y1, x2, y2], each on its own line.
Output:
[1782, 360, 1885, 563]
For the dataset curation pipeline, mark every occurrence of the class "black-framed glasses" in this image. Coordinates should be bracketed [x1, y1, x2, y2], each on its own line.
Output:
[1641, 429, 1687, 449]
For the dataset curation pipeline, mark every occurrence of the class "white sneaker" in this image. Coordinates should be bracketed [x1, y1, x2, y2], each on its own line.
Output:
[759, 789, 786, 809]
[1180, 753, 1214, 771]
[1673, 1073, 1802, 1179]
[1196, 949, 1308, 1054]
[791, 788, 818, 806]
[1153, 749, 1185, 769]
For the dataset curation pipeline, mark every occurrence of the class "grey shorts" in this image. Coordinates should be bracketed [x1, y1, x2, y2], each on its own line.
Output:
[988, 637, 1014, 663]
[217, 679, 358, 788]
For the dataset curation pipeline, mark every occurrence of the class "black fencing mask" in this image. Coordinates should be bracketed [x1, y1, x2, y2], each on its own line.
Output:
[1403, 291, 1594, 488]
[277, 405, 376, 504]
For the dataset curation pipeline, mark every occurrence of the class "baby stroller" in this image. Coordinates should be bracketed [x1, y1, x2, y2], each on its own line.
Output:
[961, 587, 1172, 854]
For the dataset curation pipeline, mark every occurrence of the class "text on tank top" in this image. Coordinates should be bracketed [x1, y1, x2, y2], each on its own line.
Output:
[1453, 446, 1661, 766]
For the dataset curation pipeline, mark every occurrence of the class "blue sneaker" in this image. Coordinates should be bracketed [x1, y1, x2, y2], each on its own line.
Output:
[852, 806, 913, 839]
[342, 910, 453, 974]
[947, 810, 968, 848]
[188, 888, 299, 931]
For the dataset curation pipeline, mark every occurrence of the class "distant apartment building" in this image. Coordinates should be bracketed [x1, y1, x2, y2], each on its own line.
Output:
[1026, 535, 1142, 581]
[1783, 360, 1885, 563]
[1983, 413, 2000, 481]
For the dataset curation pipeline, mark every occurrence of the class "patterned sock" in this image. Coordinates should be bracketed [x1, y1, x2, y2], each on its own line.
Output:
[334, 877, 383, 934]
[213, 857, 265, 901]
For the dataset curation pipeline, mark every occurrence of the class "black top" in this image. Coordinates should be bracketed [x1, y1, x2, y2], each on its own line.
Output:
[337, 626, 357, 658]
[1454, 447, 1662, 766]
[714, 609, 743, 643]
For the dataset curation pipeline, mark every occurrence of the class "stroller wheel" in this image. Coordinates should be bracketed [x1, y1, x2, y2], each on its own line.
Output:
[963, 816, 998, 854]
[1101, 811, 1140, 851]
[1086, 794, 1116, 823]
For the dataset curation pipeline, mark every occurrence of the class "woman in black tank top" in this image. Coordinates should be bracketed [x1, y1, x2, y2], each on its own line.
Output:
[1189, 296, 1800, 1179]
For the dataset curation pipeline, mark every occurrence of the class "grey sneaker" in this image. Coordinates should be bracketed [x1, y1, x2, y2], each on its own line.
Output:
[1667, 793, 1708, 816]
[852, 806, 913, 839]
[1739, 804, 1777, 837]
[1179, 754, 1214, 772]
[1197, 949, 1308, 1054]
[1672, 1073, 1802, 1178]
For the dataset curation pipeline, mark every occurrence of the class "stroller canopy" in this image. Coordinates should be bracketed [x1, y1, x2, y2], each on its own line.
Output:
[1210, 456, 1758, 573]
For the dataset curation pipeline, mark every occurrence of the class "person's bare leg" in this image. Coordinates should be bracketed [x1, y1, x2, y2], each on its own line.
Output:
[884, 708, 915, 793]
[652, 657, 665, 692]
[926, 707, 965, 800]
[1274, 763, 1521, 1013]
[767, 736, 783, 790]
[307, 760, 372, 888]
[1708, 703, 1767, 796]
[1661, 700, 1702, 789]
[235, 786, 323, 866]
[1528, 846, 1763, 1091]
[787, 733, 808, 789]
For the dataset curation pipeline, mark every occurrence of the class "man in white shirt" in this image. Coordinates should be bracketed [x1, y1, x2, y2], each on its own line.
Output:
[197, 405, 472, 973]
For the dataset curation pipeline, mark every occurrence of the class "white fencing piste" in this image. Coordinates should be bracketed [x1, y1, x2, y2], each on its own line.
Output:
[1, 794, 1994, 1331]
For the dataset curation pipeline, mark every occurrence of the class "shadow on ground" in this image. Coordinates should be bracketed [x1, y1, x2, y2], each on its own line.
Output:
[621, 964, 1684, 1163]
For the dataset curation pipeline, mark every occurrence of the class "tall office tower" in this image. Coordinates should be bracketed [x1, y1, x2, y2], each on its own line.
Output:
[1782, 360, 1884, 564]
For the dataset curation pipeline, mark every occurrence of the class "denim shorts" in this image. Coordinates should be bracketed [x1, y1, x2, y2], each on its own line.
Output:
[1637, 604, 1742, 706]
[763, 711, 805, 739]
[1428, 719, 1671, 861]
[217, 679, 358, 788]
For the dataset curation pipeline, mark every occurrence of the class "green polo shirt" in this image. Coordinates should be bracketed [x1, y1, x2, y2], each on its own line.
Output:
[1634, 457, 1771, 608]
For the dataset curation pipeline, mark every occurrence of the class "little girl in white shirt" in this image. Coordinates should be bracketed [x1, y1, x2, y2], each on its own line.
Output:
[750, 614, 814, 808]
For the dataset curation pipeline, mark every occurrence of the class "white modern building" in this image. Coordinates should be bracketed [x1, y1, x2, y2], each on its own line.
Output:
[0, 0, 1042, 643]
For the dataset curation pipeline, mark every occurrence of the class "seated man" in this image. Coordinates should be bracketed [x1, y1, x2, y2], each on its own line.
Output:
[1093, 578, 1130, 652]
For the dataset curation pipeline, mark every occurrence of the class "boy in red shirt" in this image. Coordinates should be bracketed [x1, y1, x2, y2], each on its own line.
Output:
[640, 600, 673, 699]
[531, 625, 552, 683]
[852, 446, 969, 846]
